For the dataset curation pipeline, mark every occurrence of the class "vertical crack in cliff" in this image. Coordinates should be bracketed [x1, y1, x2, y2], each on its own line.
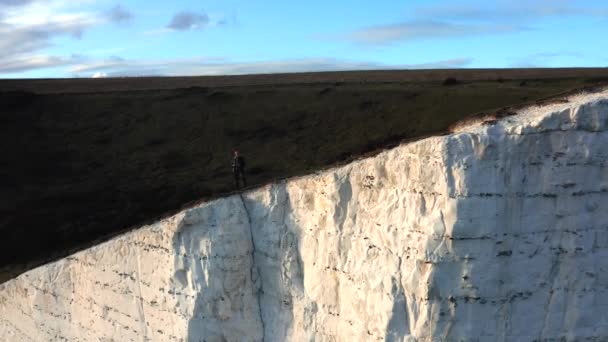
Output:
[135, 247, 149, 340]
[238, 193, 266, 342]
[538, 238, 562, 340]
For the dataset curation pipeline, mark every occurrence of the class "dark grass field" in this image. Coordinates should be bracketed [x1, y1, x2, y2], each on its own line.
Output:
[1, 68, 608, 283]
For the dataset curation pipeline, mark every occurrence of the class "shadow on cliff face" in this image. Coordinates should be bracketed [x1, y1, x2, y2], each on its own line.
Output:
[433, 100, 608, 339]
[387, 283, 410, 341]
[171, 182, 306, 341]
[171, 196, 263, 341]
[241, 182, 307, 340]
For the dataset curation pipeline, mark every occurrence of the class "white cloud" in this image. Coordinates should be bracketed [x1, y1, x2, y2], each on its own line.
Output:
[332, 0, 607, 45]
[107, 5, 133, 24]
[1, 0, 97, 26]
[509, 51, 585, 68]
[91, 71, 107, 78]
[0, 0, 36, 7]
[144, 10, 227, 35]
[403, 58, 474, 69]
[167, 11, 209, 31]
[342, 21, 522, 45]
[0, 0, 100, 74]
[415, 1, 608, 21]
[0, 53, 80, 73]
[67, 56, 473, 77]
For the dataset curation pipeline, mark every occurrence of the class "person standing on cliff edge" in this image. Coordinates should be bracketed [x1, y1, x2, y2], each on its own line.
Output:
[232, 149, 247, 190]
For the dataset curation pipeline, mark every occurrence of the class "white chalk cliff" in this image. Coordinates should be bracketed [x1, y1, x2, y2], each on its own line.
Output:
[2, 90, 608, 342]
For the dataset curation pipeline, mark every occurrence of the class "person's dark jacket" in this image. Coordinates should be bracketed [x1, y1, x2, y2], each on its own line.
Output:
[232, 155, 245, 173]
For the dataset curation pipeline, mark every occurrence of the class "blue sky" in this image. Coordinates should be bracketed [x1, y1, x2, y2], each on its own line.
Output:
[1, 0, 607, 78]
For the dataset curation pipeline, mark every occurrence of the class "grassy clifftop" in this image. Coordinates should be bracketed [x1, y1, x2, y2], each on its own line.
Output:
[1, 68, 607, 282]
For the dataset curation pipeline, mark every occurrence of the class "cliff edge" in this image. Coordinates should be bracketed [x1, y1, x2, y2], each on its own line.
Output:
[1, 89, 607, 341]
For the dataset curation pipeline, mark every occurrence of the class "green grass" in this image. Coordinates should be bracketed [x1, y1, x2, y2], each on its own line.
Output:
[0, 72, 606, 283]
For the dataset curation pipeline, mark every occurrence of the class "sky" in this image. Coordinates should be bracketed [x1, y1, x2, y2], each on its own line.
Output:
[1, 0, 607, 78]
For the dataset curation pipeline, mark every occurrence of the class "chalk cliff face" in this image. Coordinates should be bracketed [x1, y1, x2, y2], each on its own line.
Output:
[2, 90, 608, 342]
